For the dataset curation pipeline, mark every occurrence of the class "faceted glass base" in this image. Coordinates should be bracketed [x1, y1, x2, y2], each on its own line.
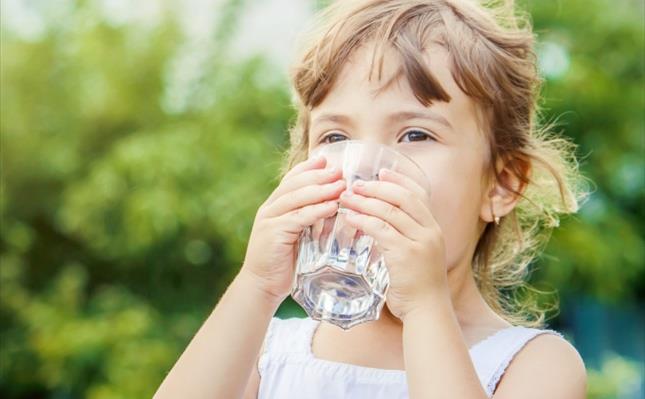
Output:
[291, 266, 387, 330]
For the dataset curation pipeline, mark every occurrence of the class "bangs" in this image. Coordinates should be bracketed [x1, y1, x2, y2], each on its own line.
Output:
[296, 2, 453, 109]
[367, 38, 452, 106]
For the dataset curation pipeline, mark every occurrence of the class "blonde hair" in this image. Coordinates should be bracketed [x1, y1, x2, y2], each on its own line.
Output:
[279, 0, 588, 327]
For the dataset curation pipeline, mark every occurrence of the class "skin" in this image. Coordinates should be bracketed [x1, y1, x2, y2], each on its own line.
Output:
[154, 43, 586, 399]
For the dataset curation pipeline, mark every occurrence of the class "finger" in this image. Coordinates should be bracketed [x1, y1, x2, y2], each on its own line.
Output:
[379, 167, 431, 202]
[264, 179, 346, 218]
[342, 210, 405, 253]
[280, 199, 340, 235]
[283, 155, 326, 180]
[339, 191, 423, 240]
[349, 176, 434, 228]
[265, 165, 342, 208]
[379, 168, 440, 228]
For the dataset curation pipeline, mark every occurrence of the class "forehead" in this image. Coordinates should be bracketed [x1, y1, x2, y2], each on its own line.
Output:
[310, 43, 486, 136]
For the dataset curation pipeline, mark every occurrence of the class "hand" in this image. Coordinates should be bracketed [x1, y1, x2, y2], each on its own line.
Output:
[338, 168, 449, 321]
[240, 155, 346, 304]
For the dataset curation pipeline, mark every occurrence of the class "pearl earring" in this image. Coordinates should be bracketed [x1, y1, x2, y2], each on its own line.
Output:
[490, 203, 501, 226]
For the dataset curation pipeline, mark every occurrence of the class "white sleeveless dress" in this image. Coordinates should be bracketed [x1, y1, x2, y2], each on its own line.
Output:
[257, 316, 562, 398]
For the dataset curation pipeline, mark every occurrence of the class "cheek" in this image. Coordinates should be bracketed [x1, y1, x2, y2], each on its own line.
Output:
[422, 154, 486, 267]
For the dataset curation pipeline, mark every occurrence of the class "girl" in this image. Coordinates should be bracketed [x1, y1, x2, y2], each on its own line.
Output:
[155, 0, 588, 398]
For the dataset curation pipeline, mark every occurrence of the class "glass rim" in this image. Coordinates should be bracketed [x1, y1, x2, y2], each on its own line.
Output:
[309, 139, 427, 177]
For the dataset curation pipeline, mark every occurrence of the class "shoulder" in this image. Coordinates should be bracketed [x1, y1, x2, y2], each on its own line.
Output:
[493, 331, 587, 398]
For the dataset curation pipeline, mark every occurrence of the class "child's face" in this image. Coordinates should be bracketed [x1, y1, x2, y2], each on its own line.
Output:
[308, 43, 492, 271]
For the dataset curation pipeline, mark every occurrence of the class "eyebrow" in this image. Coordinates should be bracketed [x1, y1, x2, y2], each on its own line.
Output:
[312, 110, 453, 130]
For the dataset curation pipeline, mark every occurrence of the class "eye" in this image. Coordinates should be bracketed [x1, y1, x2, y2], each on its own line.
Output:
[399, 129, 436, 143]
[319, 130, 435, 144]
[319, 132, 348, 144]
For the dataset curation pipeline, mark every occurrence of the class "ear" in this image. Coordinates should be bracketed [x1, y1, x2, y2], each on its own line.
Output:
[480, 156, 531, 223]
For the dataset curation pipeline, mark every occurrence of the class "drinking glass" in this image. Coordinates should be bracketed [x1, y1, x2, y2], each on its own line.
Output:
[290, 140, 430, 329]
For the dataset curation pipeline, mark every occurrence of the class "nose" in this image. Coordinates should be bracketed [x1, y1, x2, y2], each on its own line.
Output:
[346, 135, 395, 149]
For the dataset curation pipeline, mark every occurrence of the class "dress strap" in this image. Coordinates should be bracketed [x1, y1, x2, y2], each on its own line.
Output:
[469, 326, 563, 397]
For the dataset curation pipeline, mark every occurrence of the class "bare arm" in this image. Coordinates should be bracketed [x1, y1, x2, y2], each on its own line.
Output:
[402, 294, 586, 399]
[402, 293, 488, 399]
[154, 269, 281, 399]
[153, 155, 342, 398]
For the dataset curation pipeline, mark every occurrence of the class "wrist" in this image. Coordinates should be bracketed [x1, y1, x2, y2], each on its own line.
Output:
[235, 268, 287, 309]
[401, 289, 453, 325]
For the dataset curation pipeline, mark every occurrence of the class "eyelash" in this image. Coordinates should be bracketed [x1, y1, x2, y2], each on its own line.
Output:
[319, 130, 436, 144]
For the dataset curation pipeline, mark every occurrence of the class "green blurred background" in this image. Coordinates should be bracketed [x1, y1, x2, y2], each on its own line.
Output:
[1, 0, 643, 398]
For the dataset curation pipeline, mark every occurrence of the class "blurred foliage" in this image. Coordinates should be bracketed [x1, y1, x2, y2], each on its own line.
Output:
[524, 0, 645, 305]
[0, 0, 643, 398]
[587, 353, 643, 399]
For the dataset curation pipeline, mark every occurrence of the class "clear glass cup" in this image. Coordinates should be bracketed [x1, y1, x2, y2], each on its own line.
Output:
[290, 140, 430, 329]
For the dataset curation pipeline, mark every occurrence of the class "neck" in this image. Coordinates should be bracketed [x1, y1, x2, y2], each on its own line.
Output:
[377, 258, 508, 332]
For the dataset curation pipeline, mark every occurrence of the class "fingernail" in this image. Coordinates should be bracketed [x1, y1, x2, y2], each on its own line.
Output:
[327, 167, 338, 174]
[353, 180, 365, 187]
